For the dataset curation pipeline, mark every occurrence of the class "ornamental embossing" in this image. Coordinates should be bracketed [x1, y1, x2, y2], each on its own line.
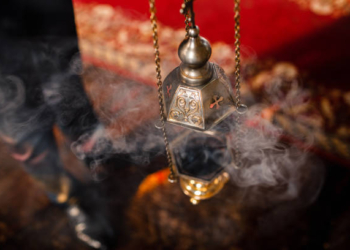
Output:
[168, 86, 204, 129]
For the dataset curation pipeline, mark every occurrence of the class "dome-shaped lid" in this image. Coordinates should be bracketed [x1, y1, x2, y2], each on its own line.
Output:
[178, 26, 212, 69]
[178, 26, 213, 86]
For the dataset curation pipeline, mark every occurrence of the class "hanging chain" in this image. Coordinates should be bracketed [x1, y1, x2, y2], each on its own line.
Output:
[234, 0, 241, 109]
[234, 0, 246, 168]
[149, 0, 177, 183]
[181, 0, 191, 37]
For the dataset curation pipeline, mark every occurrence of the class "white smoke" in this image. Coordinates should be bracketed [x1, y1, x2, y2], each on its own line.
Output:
[69, 57, 324, 205]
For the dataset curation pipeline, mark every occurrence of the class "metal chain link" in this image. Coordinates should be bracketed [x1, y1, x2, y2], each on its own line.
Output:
[184, 12, 190, 37]
[149, 0, 177, 183]
[234, 0, 241, 108]
[181, 0, 191, 37]
[234, 0, 246, 168]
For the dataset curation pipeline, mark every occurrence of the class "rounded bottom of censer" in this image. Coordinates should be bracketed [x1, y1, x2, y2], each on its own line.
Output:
[179, 172, 229, 205]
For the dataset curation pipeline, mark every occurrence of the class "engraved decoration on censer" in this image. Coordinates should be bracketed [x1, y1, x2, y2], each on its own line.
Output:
[168, 86, 204, 130]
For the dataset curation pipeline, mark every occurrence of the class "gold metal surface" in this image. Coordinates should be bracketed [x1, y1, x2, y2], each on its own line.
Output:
[179, 172, 230, 204]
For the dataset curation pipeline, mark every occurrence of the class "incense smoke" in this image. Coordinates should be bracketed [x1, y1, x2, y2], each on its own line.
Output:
[68, 57, 324, 207]
[225, 63, 324, 206]
[0, 35, 324, 208]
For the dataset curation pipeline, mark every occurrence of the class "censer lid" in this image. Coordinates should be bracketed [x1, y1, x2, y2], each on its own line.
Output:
[178, 26, 213, 86]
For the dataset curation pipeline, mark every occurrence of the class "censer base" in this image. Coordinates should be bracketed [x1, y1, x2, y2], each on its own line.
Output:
[179, 172, 229, 205]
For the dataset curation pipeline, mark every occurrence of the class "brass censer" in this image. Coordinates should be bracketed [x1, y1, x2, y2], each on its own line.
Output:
[149, 0, 246, 204]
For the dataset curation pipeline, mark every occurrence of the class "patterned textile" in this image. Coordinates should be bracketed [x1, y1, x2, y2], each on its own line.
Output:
[73, 2, 350, 165]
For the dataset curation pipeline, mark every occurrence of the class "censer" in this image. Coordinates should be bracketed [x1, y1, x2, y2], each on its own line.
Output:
[149, 0, 246, 204]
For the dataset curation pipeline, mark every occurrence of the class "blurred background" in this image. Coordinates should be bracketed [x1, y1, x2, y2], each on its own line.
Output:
[0, 0, 350, 249]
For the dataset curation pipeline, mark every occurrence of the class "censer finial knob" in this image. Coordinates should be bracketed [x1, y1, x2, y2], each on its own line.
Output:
[163, 24, 236, 131]
[178, 26, 213, 86]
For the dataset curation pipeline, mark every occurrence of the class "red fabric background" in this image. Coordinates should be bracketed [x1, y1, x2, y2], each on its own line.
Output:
[74, 0, 335, 56]
[74, 0, 350, 88]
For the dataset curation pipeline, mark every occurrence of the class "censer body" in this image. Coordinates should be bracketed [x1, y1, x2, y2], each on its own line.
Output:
[162, 26, 236, 204]
[162, 27, 236, 132]
[149, 0, 244, 204]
